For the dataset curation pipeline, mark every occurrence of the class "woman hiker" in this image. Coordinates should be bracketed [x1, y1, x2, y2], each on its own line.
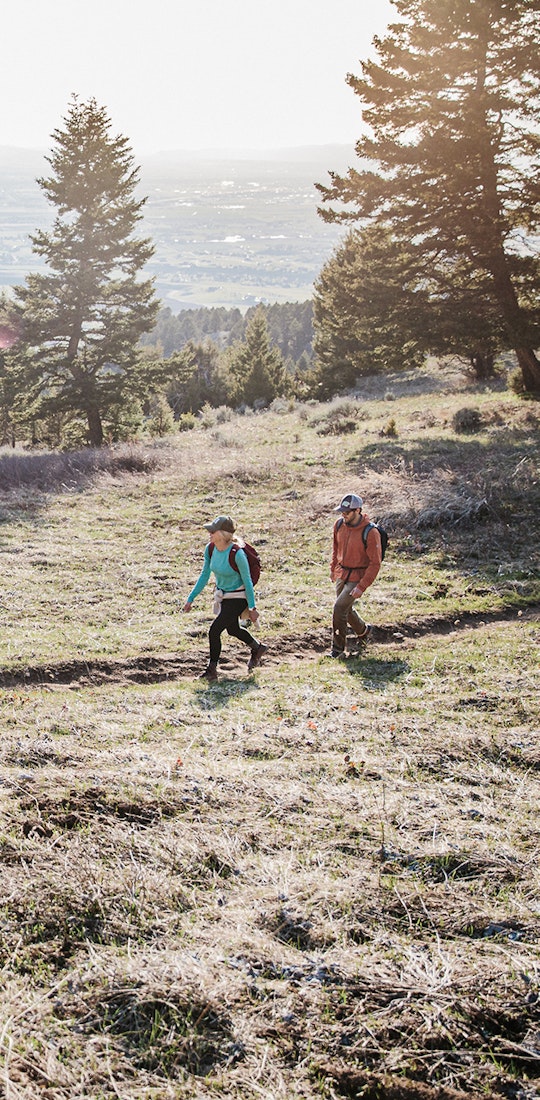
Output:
[183, 514, 267, 681]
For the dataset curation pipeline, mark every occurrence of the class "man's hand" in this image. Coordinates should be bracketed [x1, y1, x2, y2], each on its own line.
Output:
[183, 601, 193, 612]
[350, 587, 362, 600]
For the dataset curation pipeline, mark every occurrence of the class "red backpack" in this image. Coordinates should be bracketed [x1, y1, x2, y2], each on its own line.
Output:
[208, 540, 261, 585]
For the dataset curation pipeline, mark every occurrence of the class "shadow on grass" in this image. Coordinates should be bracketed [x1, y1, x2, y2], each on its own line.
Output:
[194, 675, 261, 711]
[347, 423, 539, 479]
[344, 656, 410, 689]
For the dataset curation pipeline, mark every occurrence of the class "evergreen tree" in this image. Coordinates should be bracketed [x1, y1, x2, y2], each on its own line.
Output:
[11, 97, 158, 445]
[318, 0, 540, 392]
[314, 226, 504, 393]
[314, 228, 427, 393]
[0, 294, 21, 445]
[164, 341, 230, 414]
[229, 307, 288, 406]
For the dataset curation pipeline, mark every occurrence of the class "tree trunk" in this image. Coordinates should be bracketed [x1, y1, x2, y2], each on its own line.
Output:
[515, 348, 540, 394]
[470, 352, 495, 380]
[469, 17, 540, 396]
[86, 404, 104, 446]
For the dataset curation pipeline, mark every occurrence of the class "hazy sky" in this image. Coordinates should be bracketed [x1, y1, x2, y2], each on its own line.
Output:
[3, 0, 394, 156]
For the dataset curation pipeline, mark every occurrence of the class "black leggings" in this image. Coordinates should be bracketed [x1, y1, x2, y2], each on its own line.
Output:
[209, 598, 257, 663]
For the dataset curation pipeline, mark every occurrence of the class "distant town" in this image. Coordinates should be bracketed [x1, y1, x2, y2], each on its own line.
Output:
[0, 145, 352, 311]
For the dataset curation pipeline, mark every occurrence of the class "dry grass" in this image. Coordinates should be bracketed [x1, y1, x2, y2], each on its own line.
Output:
[0, 374, 538, 1098]
[0, 619, 538, 1098]
[0, 443, 162, 491]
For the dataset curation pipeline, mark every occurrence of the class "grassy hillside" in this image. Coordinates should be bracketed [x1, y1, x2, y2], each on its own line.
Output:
[0, 366, 538, 1099]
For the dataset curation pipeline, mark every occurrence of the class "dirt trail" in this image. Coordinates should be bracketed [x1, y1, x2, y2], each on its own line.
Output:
[0, 605, 537, 689]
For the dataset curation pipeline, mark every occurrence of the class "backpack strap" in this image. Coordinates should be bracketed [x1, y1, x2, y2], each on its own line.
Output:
[208, 540, 241, 573]
[228, 544, 240, 574]
[336, 518, 379, 574]
[362, 522, 375, 549]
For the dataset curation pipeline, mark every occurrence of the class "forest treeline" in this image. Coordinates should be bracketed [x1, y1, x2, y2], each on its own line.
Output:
[0, 1, 539, 449]
[140, 301, 314, 368]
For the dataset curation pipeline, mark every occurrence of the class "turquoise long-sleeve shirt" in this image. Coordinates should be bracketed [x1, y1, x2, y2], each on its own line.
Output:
[187, 543, 256, 609]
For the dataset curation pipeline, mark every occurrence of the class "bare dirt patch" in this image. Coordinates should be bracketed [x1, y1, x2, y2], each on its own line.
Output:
[0, 605, 536, 688]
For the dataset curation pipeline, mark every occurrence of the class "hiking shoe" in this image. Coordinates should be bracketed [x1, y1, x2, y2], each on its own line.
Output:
[329, 649, 346, 659]
[348, 626, 372, 655]
[199, 662, 218, 682]
[248, 642, 268, 671]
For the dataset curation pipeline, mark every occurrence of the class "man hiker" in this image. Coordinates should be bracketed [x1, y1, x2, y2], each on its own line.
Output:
[330, 493, 382, 658]
[183, 514, 267, 681]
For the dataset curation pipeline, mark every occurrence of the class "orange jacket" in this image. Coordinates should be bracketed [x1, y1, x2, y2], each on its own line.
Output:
[331, 513, 382, 594]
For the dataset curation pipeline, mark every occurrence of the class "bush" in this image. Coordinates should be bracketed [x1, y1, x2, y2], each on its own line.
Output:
[310, 397, 364, 435]
[178, 412, 197, 432]
[452, 407, 483, 433]
[382, 417, 398, 437]
[270, 397, 294, 414]
[508, 368, 526, 396]
[316, 417, 357, 436]
[198, 403, 216, 428]
[147, 395, 175, 438]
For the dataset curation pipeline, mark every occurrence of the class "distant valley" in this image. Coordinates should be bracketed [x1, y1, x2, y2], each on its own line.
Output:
[0, 145, 352, 311]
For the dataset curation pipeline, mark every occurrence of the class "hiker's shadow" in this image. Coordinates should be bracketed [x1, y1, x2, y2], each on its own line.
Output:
[194, 674, 260, 711]
[344, 655, 410, 690]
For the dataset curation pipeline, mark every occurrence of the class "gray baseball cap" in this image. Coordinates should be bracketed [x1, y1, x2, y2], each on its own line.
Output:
[334, 493, 363, 512]
[204, 515, 235, 533]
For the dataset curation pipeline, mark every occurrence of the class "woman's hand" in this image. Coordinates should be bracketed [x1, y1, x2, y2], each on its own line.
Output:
[183, 601, 193, 612]
[247, 608, 259, 623]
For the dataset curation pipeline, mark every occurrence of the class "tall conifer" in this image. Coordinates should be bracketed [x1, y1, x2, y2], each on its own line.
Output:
[229, 308, 287, 406]
[318, 0, 540, 391]
[13, 97, 158, 444]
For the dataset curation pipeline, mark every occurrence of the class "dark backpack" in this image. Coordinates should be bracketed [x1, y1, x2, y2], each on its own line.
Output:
[362, 521, 388, 560]
[337, 517, 388, 560]
[208, 540, 261, 585]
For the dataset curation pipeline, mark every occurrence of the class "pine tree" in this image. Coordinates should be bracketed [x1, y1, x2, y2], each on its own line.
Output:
[318, 0, 540, 392]
[314, 228, 427, 393]
[11, 97, 158, 445]
[313, 225, 505, 393]
[164, 341, 230, 414]
[229, 307, 287, 406]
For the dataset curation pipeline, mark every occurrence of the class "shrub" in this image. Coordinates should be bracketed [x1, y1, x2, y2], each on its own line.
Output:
[508, 368, 526, 396]
[452, 407, 483, 433]
[311, 397, 364, 435]
[270, 397, 294, 414]
[178, 412, 197, 432]
[382, 417, 398, 437]
[198, 403, 216, 428]
[316, 417, 357, 436]
[147, 395, 175, 438]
